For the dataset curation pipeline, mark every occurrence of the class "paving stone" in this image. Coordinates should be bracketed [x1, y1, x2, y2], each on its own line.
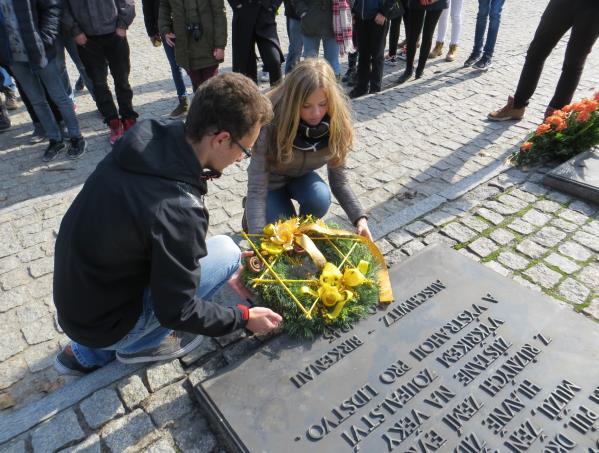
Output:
[213, 325, 248, 347]
[374, 238, 394, 255]
[521, 209, 552, 227]
[0, 354, 27, 390]
[558, 208, 588, 225]
[520, 182, 548, 196]
[31, 410, 85, 453]
[483, 200, 520, 215]
[489, 228, 515, 246]
[386, 230, 414, 248]
[80, 388, 126, 429]
[59, 434, 101, 453]
[142, 381, 194, 428]
[497, 194, 529, 210]
[509, 188, 537, 203]
[146, 359, 185, 393]
[507, 218, 536, 235]
[0, 286, 29, 312]
[558, 241, 592, 262]
[549, 218, 578, 233]
[497, 251, 529, 271]
[476, 208, 504, 225]
[0, 440, 26, 453]
[117, 374, 150, 410]
[568, 200, 597, 216]
[534, 199, 561, 213]
[24, 340, 59, 372]
[544, 253, 580, 275]
[516, 239, 548, 260]
[544, 190, 571, 205]
[146, 436, 177, 453]
[21, 315, 57, 345]
[28, 257, 54, 278]
[582, 220, 599, 236]
[0, 328, 26, 361]
[524, 264, 562, 289]
[0, 267, 32, 291]
[484, 261, 510, 277]
[514, 275, 542, 293]
[188, 356, 227, 388]
[583, 298, 599, 320]
[404, 221, 434, 236]
[572, 231, 599, 253]
[441, 222, 477, 243]
[0, 255, 19, 275]
[16, 302, 47, 324]
[460, 216, 489, 233]
[558, 278, 590, 305]
[457, 248, 480, 262]
[467, 237, 498, 258]
[101, 409, 160, 453]
[422, 210, 456, 227]
[422, 231, 457, 247]
[530, 226, 567, 248]
[384, 248, 410, 266]
[167, 410, 218, 453]
[401, 240, 426, 256]
[576, 264, 599, 292]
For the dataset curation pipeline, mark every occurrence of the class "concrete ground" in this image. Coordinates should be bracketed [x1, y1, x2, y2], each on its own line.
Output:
[0, 0, 598, 451]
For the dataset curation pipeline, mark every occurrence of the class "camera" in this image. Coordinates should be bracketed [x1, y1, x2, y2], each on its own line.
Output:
[187, 23, 203, 42]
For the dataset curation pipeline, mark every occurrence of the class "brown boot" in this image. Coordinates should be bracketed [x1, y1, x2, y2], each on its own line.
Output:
[4, 90, 18, 110]
[446, 44, 458, 62]
[488, 96, 525, 121]
[429, 41, 444, 59]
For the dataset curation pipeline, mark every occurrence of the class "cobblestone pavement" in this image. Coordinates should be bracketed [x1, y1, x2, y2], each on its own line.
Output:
[1, 0, 599, 451]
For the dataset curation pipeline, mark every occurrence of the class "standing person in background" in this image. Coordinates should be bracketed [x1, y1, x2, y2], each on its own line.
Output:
[488, 0, 599, 121]
[428, 0, 462, 62]
[349, 0, 403, 98]
[463, 0, 505, 71]
[159, 0, 227, 91]
[284, 0, 303, 74]
[228, 0, 284, 86]
[396, 0, 448, 84]
[142, 0, 190, 118]
[62, 0, 137, 145]
[384, 0, 409, 66]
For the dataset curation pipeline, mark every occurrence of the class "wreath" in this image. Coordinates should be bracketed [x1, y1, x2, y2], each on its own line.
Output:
[242, 216, 393, 338]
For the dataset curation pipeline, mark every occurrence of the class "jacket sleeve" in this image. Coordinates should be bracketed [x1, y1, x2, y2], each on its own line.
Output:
[115, 0, 136, 29]
[209, 0, 228, 49]
[245, 130, 270, 234]
[149, 196, 247, 336]
[158, 0, 173, 35]
[37, 0, 62, 47]
[327, 164, 367, 225]
[293, 0, 308, 17]
[141, 0, 159, 36]
[227, 0, 242, 11]
[61, 1, 82, 37]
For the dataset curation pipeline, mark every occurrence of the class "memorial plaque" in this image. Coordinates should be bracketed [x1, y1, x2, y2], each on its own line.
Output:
[196, 245, 599, 452]
[544, 149, 599, 204]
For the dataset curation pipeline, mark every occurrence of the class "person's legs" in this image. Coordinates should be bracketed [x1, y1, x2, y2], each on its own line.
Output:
[416, 9, 442, 75]
[405, 8, 425, 72]
[355, 17, 371, 93]
[322, 37, 341, 76]
[256, 36, 282, 85]
[285, 17, 303, 74]
[473, 0, 490, 55]
[186, 66, 219, 92]
[482, 0, 505, 58]
[549, 1, 599, 109]
[302, 35, 321, 59]
[436, 3, 450, 44]
[388, 16, 402, 56]
[63, 35, 95, 99]
[163, 38, 187, 98]
[54, 35, 75, 103]
[104, 34, 137, 120]
[288, 172, 331, 218]
[266, 187, 297, 223]
[369, 20, 389, 92]
[449, 0, 463, 45]
[512, 0, 571, 109]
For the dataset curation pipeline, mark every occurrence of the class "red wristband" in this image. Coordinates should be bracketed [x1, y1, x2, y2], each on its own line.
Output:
[236, 304, 249, 322]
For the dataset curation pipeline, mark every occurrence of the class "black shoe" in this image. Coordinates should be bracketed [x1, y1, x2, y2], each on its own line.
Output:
[74, 76, 85, 92]
[54, 345, 100, 376]
[368, 87, 380, 95]
[43, 139, 66, 162]
[396, 70, 413, 85]
[474, 55, 492, 71]
[342, 67, 356, 83]
[115, 331, 205, 364]
[0, 103, 10, 132]
[464, 52, 481, 67]
[349, 87, 368, 99]
[67, 136, 87, 159]
[415, 68, 424, 79]
[169, 96, 189, 118]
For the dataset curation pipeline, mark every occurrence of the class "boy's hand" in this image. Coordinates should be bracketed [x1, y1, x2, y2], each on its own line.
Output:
[246, 307, 282, 334]
[213, 48, 225, 60]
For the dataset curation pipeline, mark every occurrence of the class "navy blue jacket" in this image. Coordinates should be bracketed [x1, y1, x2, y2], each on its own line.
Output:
[354, 0, 403, 20]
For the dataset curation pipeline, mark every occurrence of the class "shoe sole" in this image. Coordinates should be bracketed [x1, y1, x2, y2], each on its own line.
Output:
[54, 355, 86, 377]
[42, 144, 66, 162]
[487, 114, 522, 122]
[115, 335, 205, 364]
[68, 141, 88, 160]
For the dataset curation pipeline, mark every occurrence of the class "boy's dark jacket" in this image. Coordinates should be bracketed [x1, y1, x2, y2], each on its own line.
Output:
[353, 0, 403, 20]
[53, 119, 247, 348]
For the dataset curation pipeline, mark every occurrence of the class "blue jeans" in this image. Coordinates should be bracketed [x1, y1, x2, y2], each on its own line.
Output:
[0, 67, 16, 92]
[163, 40, 188, 98]
[302, 35, 341, 75]
[473, 0, 505, 58]
[266, 172, 332, 223]
[56, 34, 95, 101]
[71, 235, 241, 368]
[10, 58, 81, 141]
[285, 17, 303, 74]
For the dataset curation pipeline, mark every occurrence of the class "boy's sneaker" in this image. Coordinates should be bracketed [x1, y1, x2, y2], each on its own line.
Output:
[55, 345, 100, 376]
[384, 55, 397, 66]
[487, 95, 525, 121]
[109, 118, 124, 145]
[169, 96, 189, 118]
[397, 46, 407, 60]
[122, 117, 136, 132]
[4, 90, 18, 110]
[67, 136, 87, 159]
[474, 55, 492, 71]
[30, 122, 45, 143]
[341, 66, 356, 83]
[43, 139, 66, 162]
[463, 52, 481, 67]
[116, 331, 205, 364]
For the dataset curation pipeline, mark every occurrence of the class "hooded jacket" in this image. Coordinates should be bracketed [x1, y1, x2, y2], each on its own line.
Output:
[53, 119, 247, 348]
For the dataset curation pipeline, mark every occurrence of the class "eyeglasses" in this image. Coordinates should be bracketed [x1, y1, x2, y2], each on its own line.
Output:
[233, 140, 252, 159]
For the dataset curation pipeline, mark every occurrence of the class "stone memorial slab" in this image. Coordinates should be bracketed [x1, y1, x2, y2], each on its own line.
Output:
[195, 244, 599, 453]
[544, 149, 599, 204]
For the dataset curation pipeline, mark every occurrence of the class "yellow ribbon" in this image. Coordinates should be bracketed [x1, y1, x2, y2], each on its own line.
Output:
[260, 218, 326, 267]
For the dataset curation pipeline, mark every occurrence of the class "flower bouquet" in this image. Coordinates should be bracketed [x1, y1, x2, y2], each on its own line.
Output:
[241, 216, 393, 338]
[511, 91, 599, 166]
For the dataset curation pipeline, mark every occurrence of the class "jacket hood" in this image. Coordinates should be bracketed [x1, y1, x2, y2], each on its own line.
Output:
[112, 119, 207, 192]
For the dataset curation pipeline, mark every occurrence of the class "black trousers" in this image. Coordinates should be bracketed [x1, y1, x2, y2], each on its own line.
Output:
[356, 17, 390, 92]
[405, 8, 442, 73]
[387, 0, 410, 56]
[513, 0, 599, 109]
[77, 33, 137, 123]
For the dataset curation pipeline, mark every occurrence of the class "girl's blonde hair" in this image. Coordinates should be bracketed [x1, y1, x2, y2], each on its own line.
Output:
[266, 59, 354, 168]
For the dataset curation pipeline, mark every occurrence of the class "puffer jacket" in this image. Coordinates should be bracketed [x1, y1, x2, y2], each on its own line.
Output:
[158, 0, 227, 70]
[62, 0, 135, 37]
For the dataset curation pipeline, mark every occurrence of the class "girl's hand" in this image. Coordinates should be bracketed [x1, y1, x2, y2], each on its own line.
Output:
[356, 217, 373, 241]
[165, 32, 176, 47]
[213, 48, 225, 60]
